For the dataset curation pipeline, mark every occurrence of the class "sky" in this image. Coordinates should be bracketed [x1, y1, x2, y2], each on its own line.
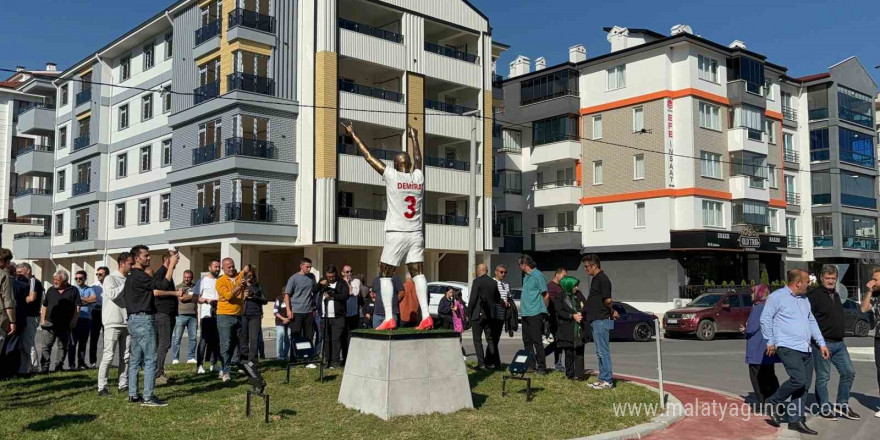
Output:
[1, 0, 878, 85]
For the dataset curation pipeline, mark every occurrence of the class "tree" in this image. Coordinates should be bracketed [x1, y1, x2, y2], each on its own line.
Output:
[721, 281, 728, 288]
[760, 268, 770, 286]
[740, 280, 747, 287]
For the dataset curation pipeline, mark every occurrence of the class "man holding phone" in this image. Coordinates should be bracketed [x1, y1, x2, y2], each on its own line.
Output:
[861, 269, 880, 419]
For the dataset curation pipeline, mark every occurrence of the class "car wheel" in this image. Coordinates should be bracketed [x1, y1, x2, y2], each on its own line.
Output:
[853, 319, 870, 337]
[695, 320, 716, 341]
[633, 322, 653, 342]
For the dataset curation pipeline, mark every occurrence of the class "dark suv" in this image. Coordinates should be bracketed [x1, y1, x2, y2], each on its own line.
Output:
[663, 291, 753, 341]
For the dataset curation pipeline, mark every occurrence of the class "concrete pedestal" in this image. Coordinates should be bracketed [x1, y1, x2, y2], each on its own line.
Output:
[338, 331, 473, 420]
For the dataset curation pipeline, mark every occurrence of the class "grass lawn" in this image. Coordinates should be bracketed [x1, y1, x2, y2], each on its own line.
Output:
[0, 361, 657, 440]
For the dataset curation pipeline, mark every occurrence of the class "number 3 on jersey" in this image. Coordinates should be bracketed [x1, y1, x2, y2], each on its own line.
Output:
[403, 195, 417, 219]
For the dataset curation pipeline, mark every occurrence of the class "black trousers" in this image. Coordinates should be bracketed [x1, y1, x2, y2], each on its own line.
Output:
[343, 315, 360, 361]
[748, 363, 780, 405]
[154, 313, 175, 376]
[563, 345, 585, 379]
[289, 313, 314, 359]
[40, 328, 71, 372]
[68, 318, 91, 368]
[239, 314, 262, 363]
[322, 317, 345, 366]
[874, 337, 880, 394]
[89, 308, 103, 365]
[521, 314, 547, 371]
[197, 316, 220, 367]
[472, 318, 503, 368]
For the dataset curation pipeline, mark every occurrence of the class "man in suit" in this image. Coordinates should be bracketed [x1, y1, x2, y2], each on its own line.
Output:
[467, 263, 503, 370]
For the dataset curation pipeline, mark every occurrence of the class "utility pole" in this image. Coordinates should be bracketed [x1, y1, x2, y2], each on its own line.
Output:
[465, 109, 480, 288]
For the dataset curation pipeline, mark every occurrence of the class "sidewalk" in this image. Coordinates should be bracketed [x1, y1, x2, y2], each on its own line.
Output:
[617, 374, 779, 440]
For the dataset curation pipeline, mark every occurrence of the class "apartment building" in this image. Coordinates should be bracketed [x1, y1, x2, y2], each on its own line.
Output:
[22, 0, 498, 294]
[0, 65, 60, 279]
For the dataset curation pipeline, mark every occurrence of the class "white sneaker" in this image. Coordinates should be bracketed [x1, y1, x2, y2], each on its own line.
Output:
[874, 409, 880, 418]
[589, 381, 614, 390]
[197, 366, 206, 374]
[221, 373, 230, 383]
[305, 363, 317, 369]
[172, 359, 180, 365]
[186, 359, 196, 364]
[462, 356, 468, 361]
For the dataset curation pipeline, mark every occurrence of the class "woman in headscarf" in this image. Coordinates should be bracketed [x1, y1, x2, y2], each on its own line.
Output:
[552, 275, 588, 380]
[743, 284, 779, 412]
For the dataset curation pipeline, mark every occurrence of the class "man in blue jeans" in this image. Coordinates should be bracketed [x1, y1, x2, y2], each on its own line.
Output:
[761, 269, 830, 436]
[582, 254, 618, 389]
[122, 245, 181, 407]
[807, 265, 859, 421]
[170, 270, 197, 364]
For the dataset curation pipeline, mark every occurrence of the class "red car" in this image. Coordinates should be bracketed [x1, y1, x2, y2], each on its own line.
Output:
[663, 291, 753, 341]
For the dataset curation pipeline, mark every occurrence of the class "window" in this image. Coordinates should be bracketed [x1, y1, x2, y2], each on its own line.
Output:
[59, 127, 67, 148]
[838, 86, 873, 128]
[635, 202, 646, 228]
[116, 153, 128, 178]
[142, 94, 153, 121]
[519, 69, 579, 105]
[164, 33, 173, 59]
[810, 128, 830, 161]
[532, 114, 578, 145]
[593, 160, 603, 185]
[138, 198, 150, 224]
[633, 154, 645, 180]
[60, 84, 69, 106]
[807, 84, 829, 120]
[160, 194, 170, 221]
[57, 170, 66, 191]
[120, 56, 131, 81]
[162, 85, 172, 113]
[556, 211, 575, 229]
[783, 133, 794, 153]
[501, 129, 521, 152]
[839, 171, 876, 208]
[606, 65, 626, 90]
[699, 102, 721, 130]
[592, 115, 602, 139]
[115, 203, 126, 228]
[769, 209, 778, 233]
[729, 151, 767, 188]
[697, 55, 719, 82]
[140, 145, 151, 172]
[726, 56, 765, 94]
[632, 107, 644, 132]
[732, 200, 768, 227]
[118, 104, 129, 130]
[702, 201, 723, 227]
[764, 120, 776, 144]
[768, 165, 777, 188]
[786, 217, 797, 238]
[764, 80, 775, 100]
[785, 174, 796, 193]
[700, 151, 722, 179]
[594, 207, 604, 230]
[842, 214, 878, 250]
[143, 43, 155, 70]
[811, 172, 831, 205]
[838, 127, 875, 167]
[55, 214, 63, 236]
[162, 140, 172, 166]
[731, 105, 764, 138]
[813, 215, 833, 247]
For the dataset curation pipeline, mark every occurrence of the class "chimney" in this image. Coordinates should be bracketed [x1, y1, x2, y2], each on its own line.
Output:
[535, 57, 546, 71]
[569, 44, 587, 63]
[16, 66, 25, 72]
[46, 62, 57, 71]
[508, 55, 531, 78]
[670, 24, 693, 35]
[729, 40, 747, 50]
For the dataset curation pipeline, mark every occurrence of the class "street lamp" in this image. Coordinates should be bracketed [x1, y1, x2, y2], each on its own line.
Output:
[463, 109, 481, 288]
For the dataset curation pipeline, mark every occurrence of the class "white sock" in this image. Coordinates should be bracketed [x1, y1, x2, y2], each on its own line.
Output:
[413, 274, 429, 321]
[380, 277, 394, 322]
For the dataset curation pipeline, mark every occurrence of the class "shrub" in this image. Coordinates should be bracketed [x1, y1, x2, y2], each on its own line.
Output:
[760, 268, 770, 286]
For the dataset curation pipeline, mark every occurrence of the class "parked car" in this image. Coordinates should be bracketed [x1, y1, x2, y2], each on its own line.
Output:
[843, 298, 874, 337]
[663, 291, 753, 341]
[426, 281, 469, 317]
[509, 287, 522, 318]
[611, 302, 658, 342]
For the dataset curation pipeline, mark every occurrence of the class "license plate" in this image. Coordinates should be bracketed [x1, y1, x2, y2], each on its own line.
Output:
[666, 319, 678, 325]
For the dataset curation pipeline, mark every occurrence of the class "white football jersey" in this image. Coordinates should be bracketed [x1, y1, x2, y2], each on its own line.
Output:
[382, 166, 424, 232]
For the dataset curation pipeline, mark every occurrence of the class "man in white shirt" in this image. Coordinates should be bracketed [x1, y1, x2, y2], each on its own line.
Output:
[98, 253, 133, 395]
[195, 260, 221, 374]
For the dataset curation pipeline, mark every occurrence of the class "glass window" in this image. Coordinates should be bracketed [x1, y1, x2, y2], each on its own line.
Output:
[519, 69, 579, 105]
[700, 151, 722, 179]
[162, 85, 172, 113]
[811, 172, 831, 205]
[592, 115, 602, 139]
[164, 33, 173, 59]
[139, 198, 150, 224]
[764, 120, 776, 144]
[783, 133, 793, 152]
[702, 200, 723, 227]
[838, 127, 875, 167]
[59, 127, 67, 148]
[768, 165, 777, 188]
[120, 56, 131, 81]
[839, 171, 876, 208]
[697, 55, 718, 82]
[55, 214, 63, 236]
[838, 86, 873, 128]
[635, 202, 645, 228]
[593, 160, 603, 185]
[786, 217, 797, 236]
[699, 102, 721, 130]
[726, 56, 765, 94]
[496, 170, 522, 194]
[732, 200, 768, 227]
[140, 145, 151, 172]
[57, 170, 66, 191]
[808, 84, 829, 120]
[731, 105, 764, 134]
[632, 107, 644, 132]
[594, 207, 604, 230]
[502, 129, 521, 152]
[117, 153, 128, 178]
[769, 209, 778, 233]
[143, 42, 155, 70]
[532, 114, 578, 146]
[810, 128, 829, 161]
[842, 214, 878, 250]
[162, 140, 172, 167]
[60, 85, 69, 106]
[729, 151, 767, 188]
[633, 154, 645, 180]
[785, 174, 796, 193]
[118, 104, 129, 130]
[115, 203, 125, 228]
[606, 65, 626, 90]
[161, 194, 171, 221]
[142, 94, 153, 121]
[813, 215, 833, 247]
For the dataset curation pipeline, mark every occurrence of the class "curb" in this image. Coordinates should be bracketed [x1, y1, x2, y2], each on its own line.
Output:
[849, 346, 875, 363]
[569, 379, 684, 440]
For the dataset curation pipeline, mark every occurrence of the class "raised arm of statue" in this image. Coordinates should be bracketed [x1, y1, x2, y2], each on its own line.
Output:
[408, 125, 423, 171]
[341, 121, 385, 175]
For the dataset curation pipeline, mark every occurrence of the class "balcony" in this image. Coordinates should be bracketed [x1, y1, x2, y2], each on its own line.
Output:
[533, 180, 581, 208]
[75, 88, 91, 106]
[12, 232, 50, 260]
[14, 145, 55, 175]
[782, 106, 798, 122]
[192, 143, 221, 165]
[338, 18, 402, 43]
[227, 72, 275, 96]
[72, 181, 91, 196]
[787, 235, 803, 249]
[839, 149, 875, 168]
[338, 18, 406, 71]
[340, 80, 403, 103]
[193, 82, 220, 105]
[810, 149, 829, 162]
[785, 192, 801, 205]
[424, 98, 476, 115]
[225, 138, 277, 159]
[12, 189, 53, 217]
[228, 8, 275, 33]
[425, 104, 474, 140]
[809, 108, 828, 121]
[812, 193, 831, 205]
[727, 127, 768, 155]
[338, 206, 386, 221]
[843, 235, 879, 251]
[337, 214, 483, 251]
[70, 228, 89, 242]
[425, 156, 471, 172]
[225, 202, 275, 222]
[814, 235, 832, 248]
[338, 82, 406, 129]
[337, 143, 398, 160]
[530, 139, 581, 166]
[192, 206, 220, 226]
[492, 74, 504, 99]
[425, 214, 470, 226]
[841, 193, 877, 209]
[532, 225, 581, 251]
[73, 135, 91, 151]
[195, 19, 222, 46]
[424, 42, 478, 64]
[16, 103, 56, 134]
[783, 149, 799, 164]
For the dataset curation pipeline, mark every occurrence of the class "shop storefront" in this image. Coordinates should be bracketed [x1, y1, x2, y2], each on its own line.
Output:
[671, 228, 787, 287]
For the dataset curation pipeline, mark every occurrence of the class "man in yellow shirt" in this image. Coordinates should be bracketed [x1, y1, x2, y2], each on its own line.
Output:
[215, 258, 251, 382]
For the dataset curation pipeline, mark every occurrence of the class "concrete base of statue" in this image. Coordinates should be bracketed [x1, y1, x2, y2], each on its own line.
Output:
[338, 330, 473, 420]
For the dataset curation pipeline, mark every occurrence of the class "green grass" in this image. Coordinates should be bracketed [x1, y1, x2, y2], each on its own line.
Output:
[0, 362, 657, 440]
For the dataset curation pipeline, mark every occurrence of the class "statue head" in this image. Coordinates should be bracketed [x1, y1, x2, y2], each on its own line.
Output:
[393, 152, 413, 173]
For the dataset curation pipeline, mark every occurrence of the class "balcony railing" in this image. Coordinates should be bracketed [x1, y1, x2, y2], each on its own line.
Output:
[225, 138, 277, 159]
[70, 228, 89, 242]
[532, 225, 581, 233]
[839, 149, 875, 168]
[534, 180, 580, 190]
[73, 135, 90, 151]
[228, 72, 275, 96]
[15, 188, 53, 198]
[195, 19, 222, 45]
[841, 194, 877, 209]
[781, 106, 798, 121]
[337, 143, 400, 161]
[783, 149, 799, 163]
[14, 231, 51, 240]
[192, 143, 221, 165]
[338, 206, 387, 221]
[424, 98, 477, 115]
[192, 206, 220, 226]
[193, 81, 220, 105]
[225, 202, 275, 222]
[425, 214, 470, 226]
[338, 18, 402, 44]
[492, 74, 504, 99]
[72, 181, 91, 196]
[843, 235, 879, 251]
[787, 235, 803, 248]
[809, 108, 829, 120]
[17, 102, 56, 116]
[812, 193, 831, 205]
[13, 144, 54, 158]
[492, 74, 504, 88]
[785, 192, 801, 205]
[424, 42, 479, 64]
[339, 79, 404, 103]
[425, 156, 470, 171]
[75, 88, 91, 106]
[814, 235, 833, 247]
[228, 8, 275, 33]
[810, 149, 829, 162]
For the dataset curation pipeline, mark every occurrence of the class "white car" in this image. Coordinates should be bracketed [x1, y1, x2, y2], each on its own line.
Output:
[426, 281, 469, 317]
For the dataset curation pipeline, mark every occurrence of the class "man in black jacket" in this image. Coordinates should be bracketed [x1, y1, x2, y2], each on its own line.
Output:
[313, 265, 349, 368]
[806, 265, 859, 420]
[467, 263, 503, 370]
